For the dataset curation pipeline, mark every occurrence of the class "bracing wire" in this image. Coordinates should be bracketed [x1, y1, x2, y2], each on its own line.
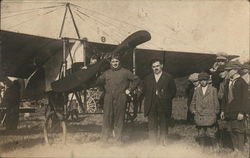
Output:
[74, 11, 101, 38]
[2, 4, 64, 15]
[74, 10, 153, 48]
[5, 7, 62, 30]
[2, 2, 196, 51]
[72, 6, 165, 49]
[76, 9, 133, 36]
[72, 5, 144, 30]
[3, 0, 66, 4]
[2, 5, 64, 20]
[74, 11, 121, 43]
[74, 8, 134, 40]
[72, 6, 161, 49]
[74, 9, 126, 41]
[71, 4, 194, 50]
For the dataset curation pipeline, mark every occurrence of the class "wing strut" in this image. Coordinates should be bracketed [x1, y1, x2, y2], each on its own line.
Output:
[59, 3, 81, 39]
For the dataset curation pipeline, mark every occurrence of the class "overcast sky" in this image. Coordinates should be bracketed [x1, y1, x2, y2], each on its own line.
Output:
[1, 0, 249, 62]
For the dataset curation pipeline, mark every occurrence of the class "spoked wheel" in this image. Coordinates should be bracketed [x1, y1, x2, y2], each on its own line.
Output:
[86, 97, 97, 113]
[44, 112, 67, 144]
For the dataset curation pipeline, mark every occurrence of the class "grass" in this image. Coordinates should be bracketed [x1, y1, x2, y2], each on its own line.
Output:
[0, 98, 249, 158]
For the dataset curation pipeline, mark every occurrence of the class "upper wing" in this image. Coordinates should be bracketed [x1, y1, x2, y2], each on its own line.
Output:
[0, 30, 238, 99]
[135, 49, 238, 78]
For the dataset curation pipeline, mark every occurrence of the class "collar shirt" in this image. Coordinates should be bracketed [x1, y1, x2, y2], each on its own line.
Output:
[154, 72, 162, 83]
[202, 85, 208, 95]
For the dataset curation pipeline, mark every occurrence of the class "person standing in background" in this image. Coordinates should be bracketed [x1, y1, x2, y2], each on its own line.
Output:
[2, 78, 21, 131]
[209, 55, 228, 91]
[186, 73, 199, 124]
[190, 72, 219, 145]
[221, 61, 248, 151]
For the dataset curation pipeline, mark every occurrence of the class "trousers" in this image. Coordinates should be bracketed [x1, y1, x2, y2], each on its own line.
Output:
[148, 97, 167, 144]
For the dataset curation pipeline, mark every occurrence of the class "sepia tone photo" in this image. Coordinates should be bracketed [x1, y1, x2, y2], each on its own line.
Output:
[0, 0, 249, 157]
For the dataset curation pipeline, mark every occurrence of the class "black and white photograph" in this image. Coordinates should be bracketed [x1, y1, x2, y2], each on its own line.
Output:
[0, 0, 249, 157]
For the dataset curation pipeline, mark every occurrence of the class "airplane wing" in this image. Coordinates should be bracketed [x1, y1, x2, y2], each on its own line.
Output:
[77, 42, 238, 78]
[135, 49, 238, 78]
[0, 30, 238, 99]
[0, 30, 73, 98]
[0, 30, 67, 78]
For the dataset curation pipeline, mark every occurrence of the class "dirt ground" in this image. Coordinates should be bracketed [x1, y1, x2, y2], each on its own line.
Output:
[0, 98, 249, 158]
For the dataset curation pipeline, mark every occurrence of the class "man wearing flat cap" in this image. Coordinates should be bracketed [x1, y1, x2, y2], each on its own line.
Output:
[209, 56, 228, 91]
[96, 55, 140, 144]
[190, 72, 219, 142]
[221, 61, 248, 151]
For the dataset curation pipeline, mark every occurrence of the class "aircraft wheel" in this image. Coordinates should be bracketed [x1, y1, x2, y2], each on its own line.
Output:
[86, 97, 97, 113]
[44, 112, 66, 145]
[125, 100, 138, 123]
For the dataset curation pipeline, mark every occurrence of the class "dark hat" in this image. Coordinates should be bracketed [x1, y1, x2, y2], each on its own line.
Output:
[198, 72, 210, 81]
[225, 61, 241, 70]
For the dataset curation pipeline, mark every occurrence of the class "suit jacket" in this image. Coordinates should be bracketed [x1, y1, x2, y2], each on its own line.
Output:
[141, 72, 176, 117]
[221, 77, 249, 119]
[190, 85, 219, 126]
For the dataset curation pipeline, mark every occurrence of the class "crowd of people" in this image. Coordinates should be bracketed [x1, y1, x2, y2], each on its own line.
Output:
[186, 56, 250, 151]
[96, 54, 249, 152]
[0, 53, 249, 152]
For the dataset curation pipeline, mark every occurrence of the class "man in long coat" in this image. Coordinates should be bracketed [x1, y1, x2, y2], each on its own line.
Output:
[96, 56, 139, 143]
[139, 58, 176, 145]
[221, 61, 249, 151]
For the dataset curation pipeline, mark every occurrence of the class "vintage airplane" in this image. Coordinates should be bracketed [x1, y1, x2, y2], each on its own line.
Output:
[0, 29, 238, 144]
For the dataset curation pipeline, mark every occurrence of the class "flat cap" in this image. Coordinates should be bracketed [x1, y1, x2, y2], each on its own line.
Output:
[198, 72, 210, 81]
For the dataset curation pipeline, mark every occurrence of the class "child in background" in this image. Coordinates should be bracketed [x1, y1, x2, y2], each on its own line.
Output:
[190, 72, 220, 144]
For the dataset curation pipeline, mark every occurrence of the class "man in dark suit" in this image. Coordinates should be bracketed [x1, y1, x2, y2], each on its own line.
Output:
[139, 59, 176, 145]
[221, 61, 249, 151]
